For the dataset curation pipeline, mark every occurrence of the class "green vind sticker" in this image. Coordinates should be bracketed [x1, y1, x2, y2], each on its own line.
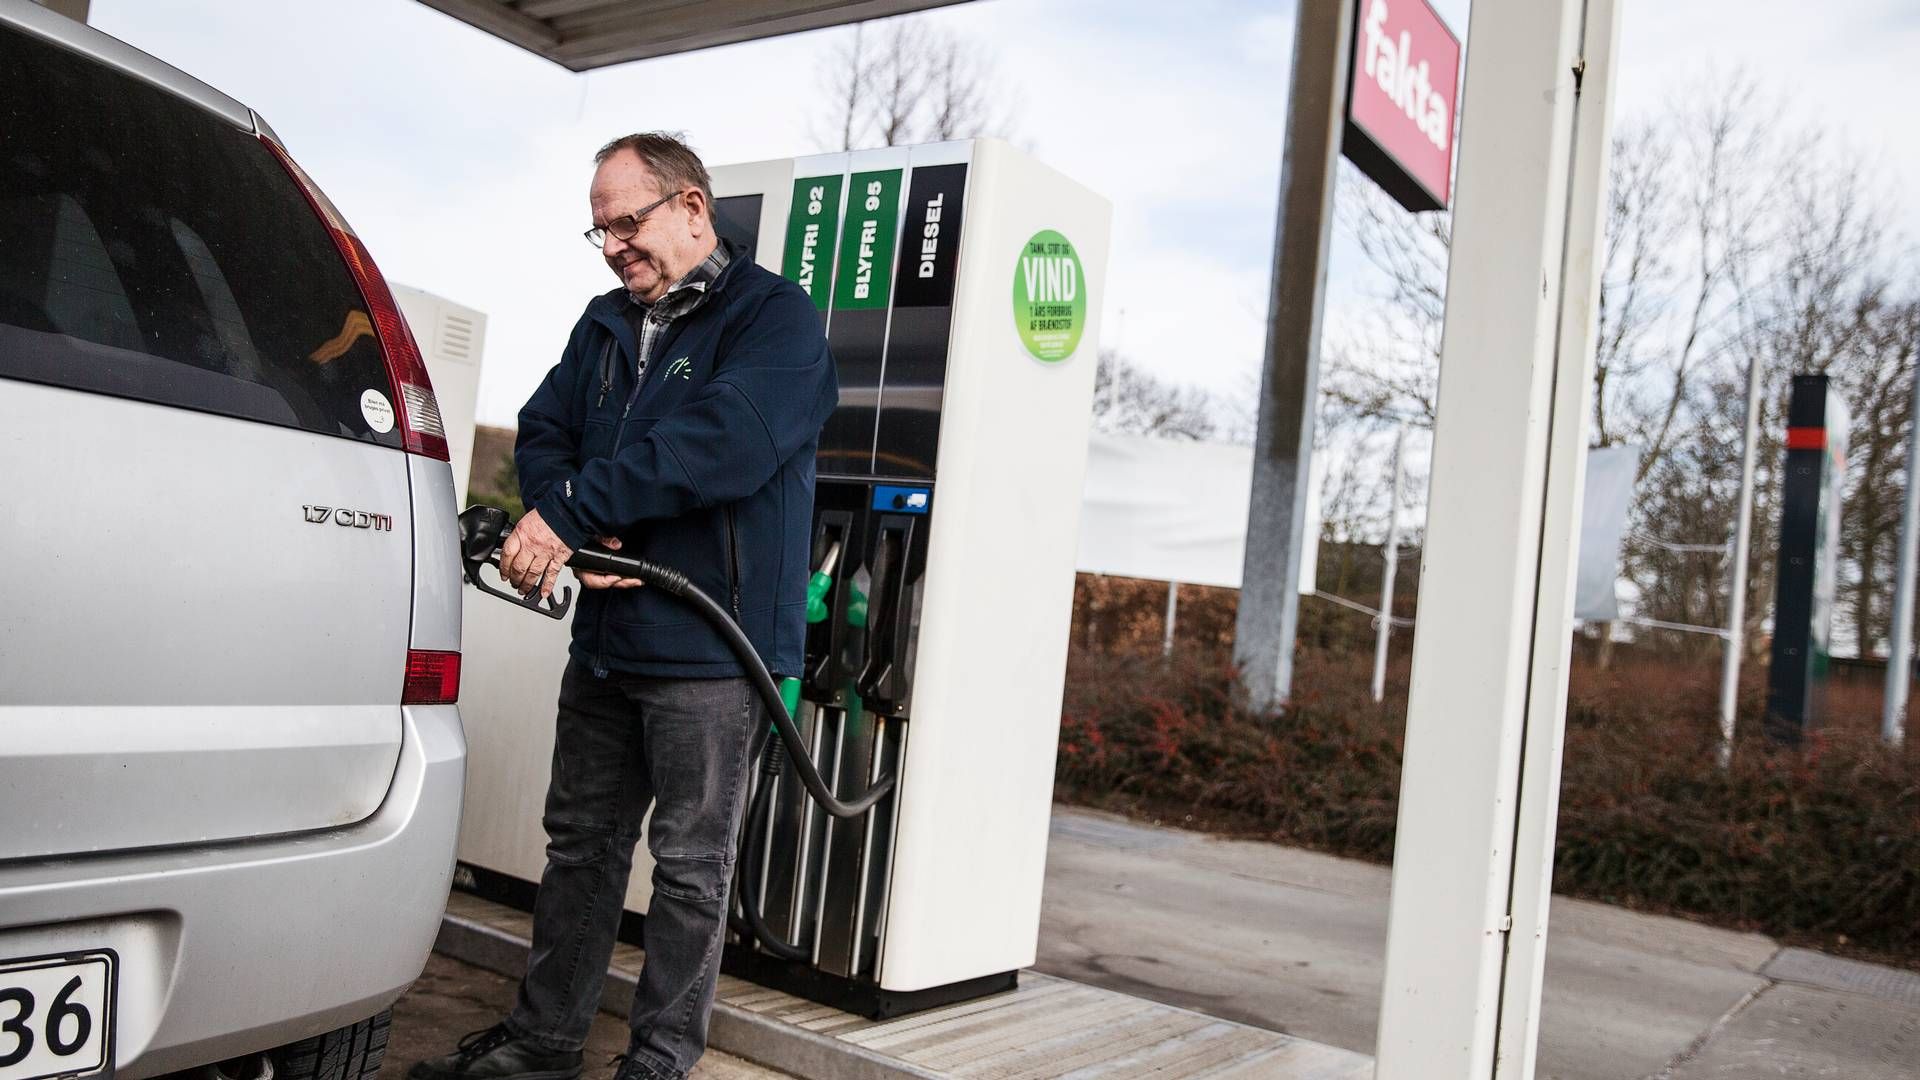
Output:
[782, 174, 843, 311]
[832, 169, 903, 312]
[1012, 230, 1086, 363]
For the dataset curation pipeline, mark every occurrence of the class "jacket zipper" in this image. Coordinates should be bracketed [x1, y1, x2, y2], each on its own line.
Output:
[725, 505, 742, 620]
[594, 330, 640, 676]
[595, 338, 614, 408]
[596, 320, 668, 673]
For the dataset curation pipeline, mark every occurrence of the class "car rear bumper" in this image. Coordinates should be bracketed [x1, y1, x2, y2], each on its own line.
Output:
[0, 704, 465, 1079]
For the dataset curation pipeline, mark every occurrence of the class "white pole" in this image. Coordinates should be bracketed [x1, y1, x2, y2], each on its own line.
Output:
[1372, 426, 1406, 703]
[1374, 0, 1620, 1074]
[1163, 579, 1179, 658]
[1882, 360, 1920, 748]
[1718, 353, 1764, 767]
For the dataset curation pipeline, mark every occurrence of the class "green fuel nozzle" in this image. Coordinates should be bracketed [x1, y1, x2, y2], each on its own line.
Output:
[805, 541, 842, 624]
[805, 573, 833, 623]
[793, 542, 841, 714]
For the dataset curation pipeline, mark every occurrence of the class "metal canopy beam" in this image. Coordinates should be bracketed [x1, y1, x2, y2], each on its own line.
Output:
[413, 0, 972, 71]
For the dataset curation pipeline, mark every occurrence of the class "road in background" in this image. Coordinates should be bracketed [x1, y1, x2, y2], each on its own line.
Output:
[1037, 807, 1918, 1079]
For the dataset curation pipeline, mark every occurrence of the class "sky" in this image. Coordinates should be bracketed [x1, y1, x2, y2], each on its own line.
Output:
[87, 0, 1920, 429]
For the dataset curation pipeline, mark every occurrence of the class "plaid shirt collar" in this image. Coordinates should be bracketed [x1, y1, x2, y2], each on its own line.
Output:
[629, 241, 730, 318]
[624, 241, 730, 380]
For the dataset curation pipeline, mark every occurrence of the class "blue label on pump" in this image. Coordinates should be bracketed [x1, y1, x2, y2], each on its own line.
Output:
[872, 485, 932, 514]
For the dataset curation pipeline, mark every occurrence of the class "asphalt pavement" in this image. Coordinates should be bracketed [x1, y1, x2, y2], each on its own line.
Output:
[1036, 806, 1919, 1079]
[394, 808, 1915, 1079]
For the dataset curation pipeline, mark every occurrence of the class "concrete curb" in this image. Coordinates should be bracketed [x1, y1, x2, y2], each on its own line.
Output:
[433, 913, 941, 1080]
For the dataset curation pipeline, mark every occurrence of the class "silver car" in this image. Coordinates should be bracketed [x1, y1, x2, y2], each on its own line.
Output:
[0, 4, 465, 1080]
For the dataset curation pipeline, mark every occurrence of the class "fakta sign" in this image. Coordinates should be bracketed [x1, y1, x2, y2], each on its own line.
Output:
[1343, 0, 1461, 213]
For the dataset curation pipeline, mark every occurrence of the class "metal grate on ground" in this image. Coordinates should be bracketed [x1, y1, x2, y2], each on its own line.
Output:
[1761, 947, 1920, 1009]
[438, 892, 1371, 1080]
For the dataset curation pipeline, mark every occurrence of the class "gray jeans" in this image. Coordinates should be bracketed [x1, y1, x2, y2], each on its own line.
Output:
[507, 659, 759, 1080]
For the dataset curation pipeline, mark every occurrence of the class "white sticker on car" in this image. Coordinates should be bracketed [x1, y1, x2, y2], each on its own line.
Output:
[361, 389, 396, 433]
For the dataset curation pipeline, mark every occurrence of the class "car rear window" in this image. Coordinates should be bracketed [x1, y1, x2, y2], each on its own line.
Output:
[0, 22, 404, 449]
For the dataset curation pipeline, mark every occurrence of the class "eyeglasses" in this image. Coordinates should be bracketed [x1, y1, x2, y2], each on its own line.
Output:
[583, 189, 689, 247]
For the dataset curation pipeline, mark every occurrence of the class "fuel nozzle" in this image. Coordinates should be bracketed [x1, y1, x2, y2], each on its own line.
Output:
[779, 541, 845, 718]
[806, 540, 843, 624]
[456, 504, 573, 619]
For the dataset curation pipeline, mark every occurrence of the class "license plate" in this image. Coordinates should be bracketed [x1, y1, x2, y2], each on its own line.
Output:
[0, 952, 115, 1080]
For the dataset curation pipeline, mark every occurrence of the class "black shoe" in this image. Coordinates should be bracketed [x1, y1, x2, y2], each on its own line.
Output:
[609, 1052, 680, 1080]
[406, 1023, 583, 1080]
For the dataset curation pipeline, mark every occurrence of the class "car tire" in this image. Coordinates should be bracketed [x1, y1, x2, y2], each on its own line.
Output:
[270, 1010, 392, 1080]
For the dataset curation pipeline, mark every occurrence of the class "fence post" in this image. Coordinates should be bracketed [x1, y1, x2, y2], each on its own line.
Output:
[1883, 356, 1920, 748]
[1372, 426, 1406, 703]
[1162, 580, 1179, 658]
[1718, 352, 1763, 766]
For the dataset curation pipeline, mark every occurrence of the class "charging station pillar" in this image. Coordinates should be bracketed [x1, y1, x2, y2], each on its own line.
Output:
[1766, 374, 1849, 744]
[710, 140, 1111, 1014]
[1373, 0, 1620, 1075]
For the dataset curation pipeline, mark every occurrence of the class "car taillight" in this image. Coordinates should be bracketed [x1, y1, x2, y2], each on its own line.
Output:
[404, 649, 461, 705]
[260, 135, 449, 461]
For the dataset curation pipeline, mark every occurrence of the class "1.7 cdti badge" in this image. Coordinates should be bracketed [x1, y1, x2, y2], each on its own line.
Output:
[303, 505, 393, 531]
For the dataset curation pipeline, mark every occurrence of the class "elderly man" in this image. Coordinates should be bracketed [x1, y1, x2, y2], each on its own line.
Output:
[410, 132, 836, 1080]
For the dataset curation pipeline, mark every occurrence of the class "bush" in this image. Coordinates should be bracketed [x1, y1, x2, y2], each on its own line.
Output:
[1056, 639, 1920, 966]
[467, 450, 524, 519]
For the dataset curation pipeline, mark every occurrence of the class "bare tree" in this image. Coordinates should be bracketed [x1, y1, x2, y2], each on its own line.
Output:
[813, 23, 869, 152]
[867, 21, 929, 148]
[815, 18, 1015, 150]
[1594, 87, 1781, 662]
[1091, 349, 1221, 441]
[1322, 164, 1448, 428]
[1838, 299, 1917, 656]
[925, 35, 1001, 141]
[1327, 71, 1919, 666]
[1597, 109, 1908, 659]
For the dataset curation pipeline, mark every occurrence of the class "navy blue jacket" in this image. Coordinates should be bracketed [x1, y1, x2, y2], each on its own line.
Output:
[516, 240, 838, 678]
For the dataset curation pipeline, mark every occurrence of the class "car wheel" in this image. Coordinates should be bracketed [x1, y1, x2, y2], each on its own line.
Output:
[270, 1010, 392, 1080]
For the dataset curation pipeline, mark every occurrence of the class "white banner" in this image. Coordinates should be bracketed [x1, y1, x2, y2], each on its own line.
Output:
[1076, 432, 1319, 592]
[1573, 445, 1641, 622]
[1077, 433, 1636, 617]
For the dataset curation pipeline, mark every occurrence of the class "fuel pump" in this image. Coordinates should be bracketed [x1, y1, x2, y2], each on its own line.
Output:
[452, 138, 1108, 1020]
[704, 140, 1112, 1016]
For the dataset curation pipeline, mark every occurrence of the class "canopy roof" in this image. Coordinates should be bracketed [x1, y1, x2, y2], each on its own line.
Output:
[414, 0, 968, 71]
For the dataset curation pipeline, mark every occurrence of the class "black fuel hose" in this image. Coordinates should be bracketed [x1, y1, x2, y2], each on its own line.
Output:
[463, 507, 874, 961]
[563, 543, 895, 820]
[734, 733, 812, 962]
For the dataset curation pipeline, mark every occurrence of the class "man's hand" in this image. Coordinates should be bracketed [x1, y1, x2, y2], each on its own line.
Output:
[578, 536, 645, 590]
[501, 508, 574, 601]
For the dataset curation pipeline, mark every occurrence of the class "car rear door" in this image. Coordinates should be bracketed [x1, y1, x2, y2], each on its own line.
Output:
[0, 21, 438, 859]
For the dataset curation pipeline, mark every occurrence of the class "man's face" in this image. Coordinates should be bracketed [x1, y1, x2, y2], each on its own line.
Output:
[589, 150, 709, 303]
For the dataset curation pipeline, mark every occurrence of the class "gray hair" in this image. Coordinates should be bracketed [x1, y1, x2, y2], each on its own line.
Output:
[593, 131, 714, 206]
